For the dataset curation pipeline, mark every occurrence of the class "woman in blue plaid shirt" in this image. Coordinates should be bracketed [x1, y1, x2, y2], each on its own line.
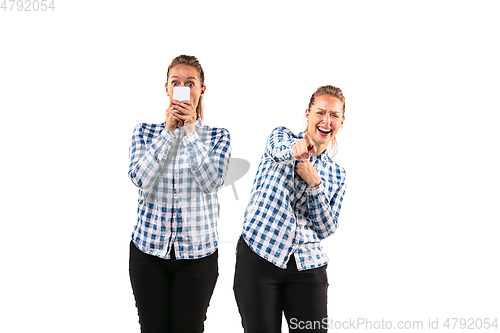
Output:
[128, 55, 231, 333]
[234, 85, 347, 333]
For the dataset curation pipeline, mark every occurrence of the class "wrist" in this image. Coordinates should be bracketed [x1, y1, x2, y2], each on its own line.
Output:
[184, 122, 196, 135]
[310, 178, 321, 188]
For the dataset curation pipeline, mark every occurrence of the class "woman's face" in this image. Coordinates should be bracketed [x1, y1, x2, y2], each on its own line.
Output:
[306, 94, 345, 153]
[165, 64, 205, 106]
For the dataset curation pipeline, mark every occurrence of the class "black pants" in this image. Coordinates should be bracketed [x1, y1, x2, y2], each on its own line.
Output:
[129, 241, 218, 333]
[233, 237, 328, 333]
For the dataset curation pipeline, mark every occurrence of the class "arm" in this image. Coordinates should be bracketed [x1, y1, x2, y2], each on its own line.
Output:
[128, 124, 177, 189]
[183, 128, 232, 194]
[305, 171, 347, 239]
[264, 127, 300, 163]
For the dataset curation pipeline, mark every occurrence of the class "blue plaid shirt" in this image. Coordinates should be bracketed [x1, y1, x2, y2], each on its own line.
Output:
[128, 119, 231, 259]
[241, 126, 346, 271]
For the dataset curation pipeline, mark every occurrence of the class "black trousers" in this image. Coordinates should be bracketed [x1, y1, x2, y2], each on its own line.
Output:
[129, 241, 218, 333]
[233, 237, 328, 333]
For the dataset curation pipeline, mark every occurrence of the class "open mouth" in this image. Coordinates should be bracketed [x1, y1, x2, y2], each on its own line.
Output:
[317, 127, 332, 136]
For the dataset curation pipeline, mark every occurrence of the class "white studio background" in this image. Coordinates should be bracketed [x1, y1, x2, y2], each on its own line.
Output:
[1, 1, 499, 332]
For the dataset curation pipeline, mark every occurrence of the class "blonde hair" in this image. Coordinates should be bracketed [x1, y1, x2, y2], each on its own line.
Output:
[306, 85, 346, 157]
[167, 55, 205, 120]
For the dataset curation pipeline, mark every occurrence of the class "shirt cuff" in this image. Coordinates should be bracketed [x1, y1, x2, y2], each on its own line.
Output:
[182, 130, 199, 145]
[306, 181, 325, 196]
[161, 128, 176, 140]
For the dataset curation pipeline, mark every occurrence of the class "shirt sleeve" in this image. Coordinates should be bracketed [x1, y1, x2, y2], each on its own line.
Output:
[128, 124, 177, 189]
[305, 168, 347, 239]
[182, 128, 232, 194]
[264, 127, 300, 163]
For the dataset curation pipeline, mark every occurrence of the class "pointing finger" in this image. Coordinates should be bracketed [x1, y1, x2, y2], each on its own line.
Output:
[304, 134, 314, 149]
[304, 134, 316, 156]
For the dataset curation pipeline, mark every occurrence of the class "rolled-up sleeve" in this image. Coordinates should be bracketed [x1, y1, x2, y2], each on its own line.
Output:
[306, 168, 346, 239]
[183, 128, 232, 194]
[128, 124, 176, 189]
[264, 126, 300, 163]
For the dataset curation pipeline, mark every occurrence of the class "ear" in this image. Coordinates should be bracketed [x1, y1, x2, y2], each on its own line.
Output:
[305, 108, 310, 120]
[200, 85, 206, 96]
[165, 83, 169, 95]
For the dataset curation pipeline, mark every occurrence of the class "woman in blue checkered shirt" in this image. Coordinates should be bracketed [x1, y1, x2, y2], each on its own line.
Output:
[234, 85, 347, 333]
[128, 55, 231, 332]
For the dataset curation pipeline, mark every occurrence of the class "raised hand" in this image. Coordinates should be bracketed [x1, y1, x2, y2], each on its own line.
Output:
[292, 134, 317, 160]
[165, 100, 180, 132]
[172, 100, 197, 127]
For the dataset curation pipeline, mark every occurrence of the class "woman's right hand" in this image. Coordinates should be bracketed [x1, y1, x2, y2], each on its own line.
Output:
[292, 134, 317, 160]
[165, 100, 179, 132]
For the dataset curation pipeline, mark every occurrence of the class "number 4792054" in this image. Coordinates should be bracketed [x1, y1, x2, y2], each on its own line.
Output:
[1, 0, 55, 11]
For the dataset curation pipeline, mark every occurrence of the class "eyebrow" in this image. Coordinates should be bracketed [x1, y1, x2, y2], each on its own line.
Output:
[170, 76, 198, 80]
[317, 108, 340, 113]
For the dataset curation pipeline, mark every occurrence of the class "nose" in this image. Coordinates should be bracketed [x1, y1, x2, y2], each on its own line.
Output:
[322, 114, 332, 124]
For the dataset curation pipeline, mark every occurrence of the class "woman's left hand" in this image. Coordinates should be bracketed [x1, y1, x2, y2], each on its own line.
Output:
[295, 160, 321, 188]
[172, 100, 197, 127]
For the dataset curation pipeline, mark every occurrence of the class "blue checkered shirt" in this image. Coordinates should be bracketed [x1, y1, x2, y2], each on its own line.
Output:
[241, 126, 346, 271]
[128, 119, 231, 259]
